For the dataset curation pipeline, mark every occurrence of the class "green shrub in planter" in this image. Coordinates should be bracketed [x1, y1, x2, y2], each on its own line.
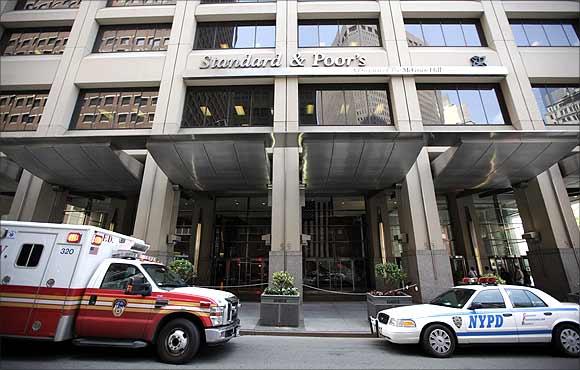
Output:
[168, 259, 196, 285]
[263, 271, 299, 296]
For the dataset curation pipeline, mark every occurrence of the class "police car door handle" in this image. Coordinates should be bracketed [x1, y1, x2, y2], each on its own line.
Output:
[543, 312, 552, 316]
[502, 313, 512, 317]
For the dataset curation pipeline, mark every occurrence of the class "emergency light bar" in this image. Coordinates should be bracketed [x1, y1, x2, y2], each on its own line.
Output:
[461, 277, 498, 285]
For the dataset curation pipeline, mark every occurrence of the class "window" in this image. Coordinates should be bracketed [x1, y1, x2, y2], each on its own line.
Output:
[0, 28, 71, 56]
[506, 289, 547, 308]
[298, 20, 381, 48]
[299, 85, 392, 126]
[510, 20, 580, 47]
[71, 88, 158, 130]
[15, 0, 81, 10]
[100, 263, 145, 290]
[405, 19, 485, 47]
[532, 85, 579, 125]
[108, 0, 176, 6]
[0, 91, 48, 132]
[430, 288, 475, 309]
[417, 84, 509, 125]
[201, 0, 274, 3]
[182, 86, 274, 127]
[194, 22, 276, 49]
[94, 24, 172, 53]
[471, 289, 506, 309]
[16, 244, 44, 267]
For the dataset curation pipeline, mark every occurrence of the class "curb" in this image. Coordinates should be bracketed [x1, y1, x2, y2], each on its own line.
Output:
[239, 329, 373, 338]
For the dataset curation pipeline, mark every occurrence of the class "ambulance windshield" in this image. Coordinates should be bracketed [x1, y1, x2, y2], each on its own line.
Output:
[430, 288, 475, 309]
[143, 264, 188, 289]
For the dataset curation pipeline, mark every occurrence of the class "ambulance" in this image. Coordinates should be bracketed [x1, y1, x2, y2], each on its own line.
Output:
[0, 221, 240, 364]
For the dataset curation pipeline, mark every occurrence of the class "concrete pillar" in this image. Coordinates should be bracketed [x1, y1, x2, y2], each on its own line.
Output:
[269, 147, 303, 296]
[397, 150, 454, 303]
[133, 154, 180, 264]
[366, 191, 396, 290]
[8, 170, 68, 223]
[514, 165, 580, 300]
[189, 195, 215, 286]
[447, 193, 488, 275]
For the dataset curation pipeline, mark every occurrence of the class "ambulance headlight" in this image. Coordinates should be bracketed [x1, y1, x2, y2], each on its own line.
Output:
[388, 318, 416, 328]
[210, 306, 226, 326]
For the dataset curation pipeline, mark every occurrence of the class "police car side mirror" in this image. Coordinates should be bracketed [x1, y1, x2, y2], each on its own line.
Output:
[468, 302, 483, 310]
[126, 277, 152, 296]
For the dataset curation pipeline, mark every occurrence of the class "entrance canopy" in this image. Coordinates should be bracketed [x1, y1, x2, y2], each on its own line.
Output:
[147, 134, 272, 191]
[430, 132, 579, 191]
[301, 132, 424, 191]
[0, 140, 144, 192]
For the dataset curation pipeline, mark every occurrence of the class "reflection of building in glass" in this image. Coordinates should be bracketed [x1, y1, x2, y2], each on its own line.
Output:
[335, 24, 380, 47]
[406, 31, 425, 47]
[314, 89, 390, 125]
[544, 88, 580, 125]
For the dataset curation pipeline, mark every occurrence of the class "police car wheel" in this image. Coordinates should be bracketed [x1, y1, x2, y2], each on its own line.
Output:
[157, 318, 200, 364]
[554, 324, 580, 357]
[421, 324, 456, 358]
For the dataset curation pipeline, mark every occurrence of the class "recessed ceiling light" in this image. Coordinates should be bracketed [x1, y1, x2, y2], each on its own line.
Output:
[375, 103, 385, 114]
[200, 106, 212, 117]
[306, 104, 315, 115]
[234, 105, 246, 116]
[219, 43, 230, 49]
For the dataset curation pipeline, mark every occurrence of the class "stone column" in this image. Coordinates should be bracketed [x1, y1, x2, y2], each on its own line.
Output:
[133, 154, 180, 264]
[366, 191, 394, 290]
[8, 170, 68, 223]
[269, 147, 303, 296]
[397, 150, 454, 303]
[189, 195, 215, 286]
[514, 165, 580, 300]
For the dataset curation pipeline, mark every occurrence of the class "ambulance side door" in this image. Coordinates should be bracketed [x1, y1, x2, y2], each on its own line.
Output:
[76, 262, 152, 339]
[463, 288, 518, 343]
[0, 231, 57, 336]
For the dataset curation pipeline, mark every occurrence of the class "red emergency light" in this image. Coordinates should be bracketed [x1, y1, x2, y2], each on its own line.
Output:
[67, 232, 82, 244]
[92, 234, 103, 246]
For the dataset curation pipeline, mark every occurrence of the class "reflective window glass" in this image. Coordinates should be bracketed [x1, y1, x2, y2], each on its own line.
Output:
[462, 23, 483, 46]
[458, 90, 487, 124]
[299, 25, 319, 47]
[480, 88, 505, 125]
[366, 90, 391, 125]
[233, 25, 256, 49]
[532, 84, 580, 125]
[471, 289, 506, 309]
[255, 25, 275, 48]
[441, 23, 465, 47]
[440, 89, 464, 124]
[405, 24, 425, 46]
[195, 22, 275, 49]
[523, 24, 549, 46]
[319, 24, 339, 47]
[543, 24, 570, 46]
[298, 20, 380, 48]
[422, 23, 445, 46]
[229, 90, 251, 126]
[511, 23, 529, 46]
[563, 24, 580, 46]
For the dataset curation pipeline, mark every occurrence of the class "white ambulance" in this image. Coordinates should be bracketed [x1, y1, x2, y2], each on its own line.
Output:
[0, 221, 240, 364]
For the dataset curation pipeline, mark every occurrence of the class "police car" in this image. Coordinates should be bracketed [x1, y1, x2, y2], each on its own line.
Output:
[369, 279, 580, 358]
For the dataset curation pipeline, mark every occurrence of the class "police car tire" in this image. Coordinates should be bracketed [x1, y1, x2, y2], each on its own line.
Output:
[421, 324, 456, 358]
[156, 318, 201, 364]
[553, 324, 580, 358]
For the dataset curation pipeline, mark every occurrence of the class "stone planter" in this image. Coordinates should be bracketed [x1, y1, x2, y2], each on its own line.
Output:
[259, 294, 301, 327]
[366, 293, 413, 318]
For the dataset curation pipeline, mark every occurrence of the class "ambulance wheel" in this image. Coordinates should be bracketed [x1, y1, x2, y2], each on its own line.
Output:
[554, 324, 580, 357]
[421, 324, 456, 358]
[157, 318, 200, 364]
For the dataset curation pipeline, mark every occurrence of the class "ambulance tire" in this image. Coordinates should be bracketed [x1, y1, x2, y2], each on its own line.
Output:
[553, 324, 580, 357]
[157, 318, 201, 364]
[421, 324, 456, 358]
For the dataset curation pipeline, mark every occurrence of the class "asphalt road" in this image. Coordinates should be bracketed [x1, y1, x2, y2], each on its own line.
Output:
[0, 335, 577, 370]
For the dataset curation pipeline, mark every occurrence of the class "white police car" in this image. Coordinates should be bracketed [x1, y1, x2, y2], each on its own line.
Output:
[369, 283, 580, 358]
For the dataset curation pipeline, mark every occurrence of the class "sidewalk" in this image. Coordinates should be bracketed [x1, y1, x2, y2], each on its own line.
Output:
[239, 301, 372, 337]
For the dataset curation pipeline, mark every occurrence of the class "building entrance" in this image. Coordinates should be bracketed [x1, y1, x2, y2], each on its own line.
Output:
[302, 196, 369, 298]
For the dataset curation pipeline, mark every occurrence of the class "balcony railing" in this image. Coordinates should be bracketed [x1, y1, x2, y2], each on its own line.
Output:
[14, 0, 81, 10]
[107, 0, 176, 7]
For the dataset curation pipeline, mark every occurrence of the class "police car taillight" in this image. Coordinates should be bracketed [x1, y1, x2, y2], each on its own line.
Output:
[67, 232, 82, 243]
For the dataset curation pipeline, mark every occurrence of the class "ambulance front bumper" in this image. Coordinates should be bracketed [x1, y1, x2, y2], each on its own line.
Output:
[369, 316, 420, 344]
[205, 319, 240, 344]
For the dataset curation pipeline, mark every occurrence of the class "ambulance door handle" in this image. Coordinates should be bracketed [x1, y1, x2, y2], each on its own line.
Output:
[544, 312, 552, 316]
[155, 299, 169, 308]
[502, 313, 512, 317]
[88, 295, 97, 305]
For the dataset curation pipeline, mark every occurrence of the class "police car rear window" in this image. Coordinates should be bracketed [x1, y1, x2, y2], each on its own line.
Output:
[16, 244, 44, 267]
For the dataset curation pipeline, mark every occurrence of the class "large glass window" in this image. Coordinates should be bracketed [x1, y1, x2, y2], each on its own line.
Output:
[201, 0, 274, 3]
[510, 20, 580, 47]
[15, 0, 81, 10]
[532, 85, 579, 125]
[0, 91, 48, 132]
[194, 22, 276, 49]
[182, 86, 274, 127]
[405, 20, 485, 47]
[94, 24, 171, 53]
[417, 84, 509, 125]
[0, 28, 70, 56]
[108, 0, 176, 6]
[71, 88, 158, 130]
[298, 20, 381, 47]
[299, 85, 392, 126]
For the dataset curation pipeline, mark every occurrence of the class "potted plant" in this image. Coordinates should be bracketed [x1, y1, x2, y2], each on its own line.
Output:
[168, 259, 196, 285]
[367, 262, 413, 318]
[260, 271, 300, 327]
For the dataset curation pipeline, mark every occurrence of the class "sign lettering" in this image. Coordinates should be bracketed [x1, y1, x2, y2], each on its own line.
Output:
[468, 314, 504, 329]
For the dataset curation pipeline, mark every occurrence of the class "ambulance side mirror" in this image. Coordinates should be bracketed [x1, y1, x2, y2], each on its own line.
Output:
[126, 276, 152, 296]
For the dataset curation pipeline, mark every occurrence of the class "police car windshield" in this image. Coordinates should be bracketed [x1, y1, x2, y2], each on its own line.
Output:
[430, 288, 475, 309]
[143, 264, 188, 289]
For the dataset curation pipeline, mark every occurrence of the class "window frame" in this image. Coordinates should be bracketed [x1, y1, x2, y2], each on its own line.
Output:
[0, 27, 71, 56]
[298, 19, 382, 48]
[404, 19, 487, 47]
[193, 21, 277, 50]
[93, 24, 172, 54]
[509, 19, 580, 47]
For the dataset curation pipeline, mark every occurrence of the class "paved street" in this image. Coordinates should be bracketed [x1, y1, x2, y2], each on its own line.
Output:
[1, 335, 577, 370]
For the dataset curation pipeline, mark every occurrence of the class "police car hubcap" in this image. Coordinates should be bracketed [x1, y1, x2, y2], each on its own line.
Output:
[560, 329, 580, 354]
[429, 329, 451, 353]
[167, 329, 188, 354]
